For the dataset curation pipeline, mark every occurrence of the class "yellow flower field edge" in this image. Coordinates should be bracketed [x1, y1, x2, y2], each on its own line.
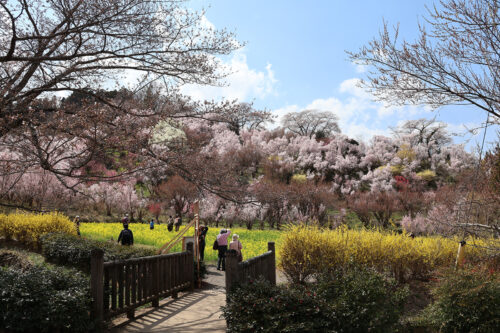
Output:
[0, 212, 76, 247]
[80, 223, 283, 262]
[279, 225, 496, 283]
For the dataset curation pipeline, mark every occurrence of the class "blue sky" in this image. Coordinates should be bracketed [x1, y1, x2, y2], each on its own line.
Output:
[182, 0, 497, 151]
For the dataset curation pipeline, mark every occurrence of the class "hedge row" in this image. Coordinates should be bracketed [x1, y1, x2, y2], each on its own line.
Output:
[407, 267, 500, 333]
[40, 233, 156, 272]
[0, 212, 76, 248]
[0, 265, 94, 333]
[222, 267, 408, 333]
[279, 226, 493, 283]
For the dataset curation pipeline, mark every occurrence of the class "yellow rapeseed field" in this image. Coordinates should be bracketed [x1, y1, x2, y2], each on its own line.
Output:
[80, 223, 283, 262]
[0, 212, 76, 247]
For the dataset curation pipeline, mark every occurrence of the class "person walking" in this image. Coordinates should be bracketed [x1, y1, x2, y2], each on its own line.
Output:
[117, 224, 134, 246]
[198, 225, 208, 261]
[174, 215, 182, 232]
[229, 234, 243, 262]
[73, 215, 81, 236]
[216, 228, 231, 271]
[167, 215, 174, 232]
[149, 219, 155, 230]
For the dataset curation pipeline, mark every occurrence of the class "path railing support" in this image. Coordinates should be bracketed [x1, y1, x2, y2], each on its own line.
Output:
[225, 242, 276, 292]
[90, 249, 104, 327]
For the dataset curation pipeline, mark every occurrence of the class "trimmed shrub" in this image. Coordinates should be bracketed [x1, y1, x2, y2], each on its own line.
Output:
[0, 249, 33, 271]
[223, 278, 332, 333]
[280, 226, 492, 283]
[41, 233, 156, 271]
[316, 267, 408, 332]
[412, 268, 500, 333]
[0, 212, 76, 248]
[0, 265, 94, 333]
[222, 267, 408, 333]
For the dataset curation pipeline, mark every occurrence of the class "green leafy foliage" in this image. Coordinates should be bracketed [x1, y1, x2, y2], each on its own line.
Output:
[222, 267, 408, 333]
[413, 268, 500, 333]
[0, 249, 33, 271]
[0, 265, 94, 333]
[316, 267, 409, 332]
[40, 233, 156, 272]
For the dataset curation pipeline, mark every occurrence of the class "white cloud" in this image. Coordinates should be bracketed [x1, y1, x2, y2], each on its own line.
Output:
[271, 77, 433, 141]
[180, 50, 277, 101]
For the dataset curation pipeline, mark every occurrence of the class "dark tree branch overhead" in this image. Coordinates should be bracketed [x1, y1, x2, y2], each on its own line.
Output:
[0, 0, 241, 136]
[348, 0, 500, 121]
[0, 0, 244, 201]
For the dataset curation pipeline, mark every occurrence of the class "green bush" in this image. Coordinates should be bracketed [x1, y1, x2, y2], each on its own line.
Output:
[413, 268, 500, 333]
[0, 265, 94, 333]
[316, 267, 409, 332]
[223, 278, 332, 333]
[0, 249, 33, 271]
[222, 267, 409, 333]
[40, 233, 156, 271]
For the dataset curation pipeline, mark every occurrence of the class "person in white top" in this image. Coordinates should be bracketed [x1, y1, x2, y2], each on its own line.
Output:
[229, 234, 243, 262]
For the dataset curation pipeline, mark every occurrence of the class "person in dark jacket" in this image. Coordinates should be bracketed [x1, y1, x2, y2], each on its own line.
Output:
[174, 215, 182, 232]
[167, 215, 174, 232]
[117, 224, 134, 246]
[198, 225, 208, 261]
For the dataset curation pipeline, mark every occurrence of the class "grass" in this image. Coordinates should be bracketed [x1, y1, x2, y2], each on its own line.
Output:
[81, 222, 284, 262]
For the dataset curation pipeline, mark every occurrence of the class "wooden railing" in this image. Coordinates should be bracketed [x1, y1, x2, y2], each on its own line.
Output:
[90, 243, 194, 325]
[225, 242, 276, 291]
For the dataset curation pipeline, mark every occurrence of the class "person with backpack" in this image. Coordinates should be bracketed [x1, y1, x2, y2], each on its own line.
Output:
[216, 228, 231, 271]
[117, 224, 134, 246]
[149, 219, 154, 230]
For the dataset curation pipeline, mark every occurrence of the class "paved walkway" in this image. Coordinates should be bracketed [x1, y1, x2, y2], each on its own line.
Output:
[110, 265, 287, 332]
[110, 265, 227, 333]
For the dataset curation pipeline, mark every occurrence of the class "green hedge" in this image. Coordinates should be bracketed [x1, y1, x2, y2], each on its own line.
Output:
[409, 268, 500, 333]
[0, 249, 33, 271]
[40, 233, 156, 272]
[222, 267, 408, 333]
[0, 265, 93, 333]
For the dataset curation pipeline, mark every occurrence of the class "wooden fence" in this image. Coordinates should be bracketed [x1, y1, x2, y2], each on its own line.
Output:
[90, 243, 194, 325]
[225, 242, 276, 291]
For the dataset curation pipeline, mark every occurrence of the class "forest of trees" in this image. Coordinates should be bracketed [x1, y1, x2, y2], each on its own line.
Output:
[0, 0, 498, 239]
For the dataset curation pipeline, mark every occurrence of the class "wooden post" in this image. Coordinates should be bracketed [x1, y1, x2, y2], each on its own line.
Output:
[455, 240, 466, 270]
[268, 242, 276, 286]
[152, 257, 160, 307]
[186, 242, 195, 291]
[91, 249, 104, 327]
[225, 250, 239, 292]
[127, 263, 135, 320]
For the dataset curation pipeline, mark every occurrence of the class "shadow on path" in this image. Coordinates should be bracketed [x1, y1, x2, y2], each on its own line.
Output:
[110, 265, 226, 333]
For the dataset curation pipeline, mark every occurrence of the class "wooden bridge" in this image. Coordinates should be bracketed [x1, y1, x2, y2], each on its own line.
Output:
[90, 242, 277, 331]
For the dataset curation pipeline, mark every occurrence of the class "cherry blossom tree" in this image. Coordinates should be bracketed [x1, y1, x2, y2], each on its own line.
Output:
[281, 109, 341, 138]
[156, 175, 198, 220]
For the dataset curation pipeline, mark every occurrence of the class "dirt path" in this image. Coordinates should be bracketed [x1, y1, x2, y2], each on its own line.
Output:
[110, 264, 287, 332]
